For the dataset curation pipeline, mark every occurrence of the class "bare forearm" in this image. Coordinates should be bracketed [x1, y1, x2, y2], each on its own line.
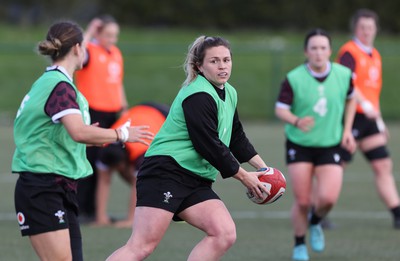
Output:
[74, 125, 118, 145]
[344, 98, 356, 132]
[247, 155, 268, 170]
[275, 107, 298, 126]
[61, 114, 153, 146]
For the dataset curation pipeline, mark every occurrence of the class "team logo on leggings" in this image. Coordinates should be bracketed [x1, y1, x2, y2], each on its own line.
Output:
[334, 153, 341, 163]
[288, 148, 296, 160]
[163, 192, 173, 203]
[54, 210, 65, 224]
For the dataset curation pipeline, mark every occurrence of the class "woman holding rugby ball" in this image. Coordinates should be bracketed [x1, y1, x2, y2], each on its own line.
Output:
[107, 35, 271, 261]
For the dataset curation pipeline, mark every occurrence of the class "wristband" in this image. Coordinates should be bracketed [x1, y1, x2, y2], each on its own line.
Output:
[118, 120, 131, 142]
[114, 129, 120, 142]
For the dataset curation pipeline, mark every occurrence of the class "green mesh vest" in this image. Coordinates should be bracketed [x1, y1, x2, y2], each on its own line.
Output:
[285, 63, 352, 147]
[12, 70, 92, 179]
[145, 75, 237, 181]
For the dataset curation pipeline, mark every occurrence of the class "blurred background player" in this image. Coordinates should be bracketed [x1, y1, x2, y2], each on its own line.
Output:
[75, 14, 127, 221]
[337, 8, 400, 229]
[94, 102, 169, 228]
[275, 29, 356, 261]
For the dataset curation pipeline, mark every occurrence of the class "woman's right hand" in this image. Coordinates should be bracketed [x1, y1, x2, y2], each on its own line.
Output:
[234, 168, 270, 199]
[116, 120, 154, 145]
[126, 125, 154, 145]
[296, 116, 314, 132]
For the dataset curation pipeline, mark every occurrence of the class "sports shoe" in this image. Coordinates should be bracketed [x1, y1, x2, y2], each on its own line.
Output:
[292, 244, 309, 261]
[309, 224, 325, 252]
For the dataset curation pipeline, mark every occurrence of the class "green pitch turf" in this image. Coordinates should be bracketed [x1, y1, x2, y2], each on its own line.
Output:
[1, 122, 400, 260]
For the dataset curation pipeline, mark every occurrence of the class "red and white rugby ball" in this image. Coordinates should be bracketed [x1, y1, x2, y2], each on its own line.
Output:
[246, 167, 286, 205]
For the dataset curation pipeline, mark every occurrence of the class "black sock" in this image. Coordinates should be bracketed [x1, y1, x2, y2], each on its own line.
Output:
[295, 236, 305, 246]
[310, 210, 323, 225]
[390, 205, 400, 219]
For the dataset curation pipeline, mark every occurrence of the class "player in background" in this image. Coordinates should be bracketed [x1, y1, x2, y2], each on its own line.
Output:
[12, 21, 153, 261]
[94, 103, 169, 228]
[75, 15, 127, 221]
[337, 8, 400, 229]
[106, 36, 271, 261]
[275, 29, 356, 261]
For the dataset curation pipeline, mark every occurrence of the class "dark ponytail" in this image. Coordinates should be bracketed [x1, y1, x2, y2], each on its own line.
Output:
[38, 21, 83, 61]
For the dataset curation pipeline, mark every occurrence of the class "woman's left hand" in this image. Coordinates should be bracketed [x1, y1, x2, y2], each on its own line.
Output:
[341, 130, 356, 154]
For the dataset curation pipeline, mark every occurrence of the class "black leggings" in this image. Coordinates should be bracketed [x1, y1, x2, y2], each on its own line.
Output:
[68, 208, 83, 261]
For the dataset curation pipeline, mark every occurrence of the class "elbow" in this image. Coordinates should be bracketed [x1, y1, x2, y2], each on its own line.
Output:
[274, 108, 282, 119]
[275, 106, 289, 121]
[69, 132, 87, 143]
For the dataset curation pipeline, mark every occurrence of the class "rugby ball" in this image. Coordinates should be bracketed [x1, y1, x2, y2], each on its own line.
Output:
[246, 167, 286, 205]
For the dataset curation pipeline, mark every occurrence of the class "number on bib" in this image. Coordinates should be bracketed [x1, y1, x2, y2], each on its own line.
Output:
[313, 97, 327, 117]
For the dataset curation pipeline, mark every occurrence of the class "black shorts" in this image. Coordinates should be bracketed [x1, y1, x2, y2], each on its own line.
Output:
[14, 172, 80, 237]
[341, 112, 385, 162]
[351, 113, 381, 140]
[286, 139, 342, 166]
[136, 157, 220, 221]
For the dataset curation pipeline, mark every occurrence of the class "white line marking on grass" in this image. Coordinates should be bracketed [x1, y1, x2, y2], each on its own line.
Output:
[0, 211, 391, 221]
[230, 210, 390, 219]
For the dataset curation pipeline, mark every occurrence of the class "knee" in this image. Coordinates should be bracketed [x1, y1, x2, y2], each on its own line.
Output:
[318, 196, 336, 211]
[215, 225, 237, 250]
[224, 227, 237, 249]
[124, 239, 157, 260]
[296, 200, 312, 213]
[372, 158, 393, 176]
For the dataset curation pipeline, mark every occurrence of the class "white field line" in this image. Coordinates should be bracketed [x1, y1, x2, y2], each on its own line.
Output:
[2, 174, 398, 183]
[0, 173, 396, 221]
[0, 210, 390, 222]
[229, 210, 390, 219]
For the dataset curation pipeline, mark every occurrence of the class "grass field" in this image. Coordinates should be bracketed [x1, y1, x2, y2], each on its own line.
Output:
[1, 122, 400, 261]
[1, 24, 399, 260]
[1, 24, 400, 120]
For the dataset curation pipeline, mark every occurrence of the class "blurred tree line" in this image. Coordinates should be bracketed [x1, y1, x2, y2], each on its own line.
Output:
[2, 0, 400, 32]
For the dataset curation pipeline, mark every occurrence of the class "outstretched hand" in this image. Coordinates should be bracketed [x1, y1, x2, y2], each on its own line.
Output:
[117, 120, 154, 144]
[126, 125, 154, 145]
